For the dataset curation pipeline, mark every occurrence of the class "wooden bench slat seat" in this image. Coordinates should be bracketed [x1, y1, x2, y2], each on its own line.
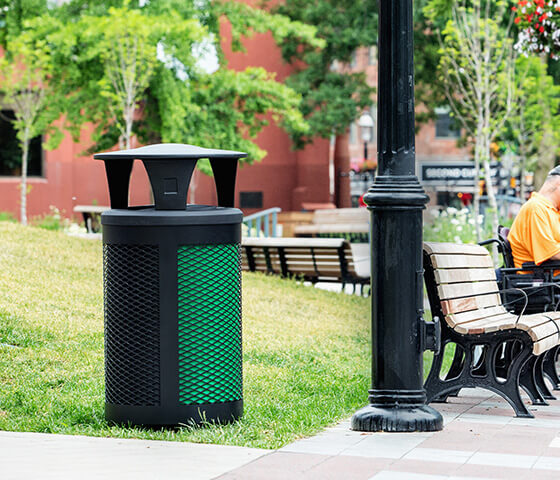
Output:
[423, 241, 560, 418]
[293, 208, 369, 241]
[435, 268, 497, 284]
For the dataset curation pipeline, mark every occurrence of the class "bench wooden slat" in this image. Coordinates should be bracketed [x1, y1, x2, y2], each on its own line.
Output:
[523, 322, 560, 342]
[449, 312, 514, 330]
[424, 242, 489, 256]
[437, 281, 499, 301]
[517, 313, 560, 329]
[431, 254, 494, 269]
[454, 315, 517, 334]
[434, 268, 497, 284]
[441, 293, 502, 315]
[243, 238, 346, 248]
[455, 316, 560, 340]
[534, 334, 560, 355]
[446, 306, 509, 327]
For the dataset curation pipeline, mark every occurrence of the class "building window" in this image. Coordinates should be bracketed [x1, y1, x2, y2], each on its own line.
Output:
[0, 110, 43, 177]
[368, 46, 377, 66]
[349, 122, 358, 145]
[350, 50, 357, 69]
[240, 191, 263, 209]
[435, 107, 461, 139]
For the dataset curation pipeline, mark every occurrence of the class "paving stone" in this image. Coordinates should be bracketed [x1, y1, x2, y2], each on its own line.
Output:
[0, 431, 269, 480]
[215, 452, 330, 480]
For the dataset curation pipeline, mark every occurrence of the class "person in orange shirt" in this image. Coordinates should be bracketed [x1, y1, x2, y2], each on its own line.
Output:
[509, 166, 560, 270]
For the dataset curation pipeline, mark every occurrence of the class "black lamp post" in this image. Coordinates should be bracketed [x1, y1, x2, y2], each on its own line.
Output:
[358, 111, 374, 163]
[351, 0, 443, 432]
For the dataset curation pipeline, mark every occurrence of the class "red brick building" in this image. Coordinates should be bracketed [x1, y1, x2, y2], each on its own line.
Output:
[0, 14, 466, 221]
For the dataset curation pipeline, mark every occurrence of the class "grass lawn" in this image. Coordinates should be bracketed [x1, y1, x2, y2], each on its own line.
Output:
[0, 222, 447, 449]
[0, 221, 374, 448]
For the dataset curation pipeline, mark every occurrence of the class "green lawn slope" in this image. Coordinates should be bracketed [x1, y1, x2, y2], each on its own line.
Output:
[0, 222, 371, 448]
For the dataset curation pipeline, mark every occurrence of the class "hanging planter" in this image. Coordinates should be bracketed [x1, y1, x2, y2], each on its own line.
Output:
[514, 1, 560, 59]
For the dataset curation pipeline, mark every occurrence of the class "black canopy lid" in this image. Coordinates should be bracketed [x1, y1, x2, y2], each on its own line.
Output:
[94, 143, 247, 160]
[93, 143, 247, 210]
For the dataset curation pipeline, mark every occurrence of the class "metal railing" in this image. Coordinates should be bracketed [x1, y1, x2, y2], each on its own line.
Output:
[243, 207, 282, 238]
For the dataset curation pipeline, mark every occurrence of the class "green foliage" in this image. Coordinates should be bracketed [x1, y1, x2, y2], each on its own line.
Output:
[0, 22, 62, 146]
[424, 207, 488, 244]
[271, 0, 378, 146]
[0, 13, 66, 224]
[31, 205, 66, 231]
[0, 211, 17, 222]
[145, 66, 307, 173]
[74, 5, 205, 149]
[0, 0, 47, 46]
[414, 0, 447, 127]
[35, 0, 313, 166]
[216, 1, 324, 55]
[502, 56, 560, 184]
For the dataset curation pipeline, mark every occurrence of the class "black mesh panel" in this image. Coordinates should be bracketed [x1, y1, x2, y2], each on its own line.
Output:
[104, 244, 160, 406]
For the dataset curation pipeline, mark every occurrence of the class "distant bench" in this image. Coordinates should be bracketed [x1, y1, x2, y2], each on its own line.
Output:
[241, 237, 370, 294]
[294, 208, 369, 243]
[73, 205, 109, 233]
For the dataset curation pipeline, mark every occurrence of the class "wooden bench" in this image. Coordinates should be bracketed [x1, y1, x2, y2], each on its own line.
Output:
[73, 205, 109, 233]
[293, 208, 369, 243]
[423, 242, 560, 418]
[241, 237, 369, 293]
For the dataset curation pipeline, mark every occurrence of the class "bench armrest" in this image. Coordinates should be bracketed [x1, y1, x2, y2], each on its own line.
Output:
[478, 239, 500, 247]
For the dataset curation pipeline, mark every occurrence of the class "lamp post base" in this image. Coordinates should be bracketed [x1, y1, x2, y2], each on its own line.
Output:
[351, 404, 443, 432]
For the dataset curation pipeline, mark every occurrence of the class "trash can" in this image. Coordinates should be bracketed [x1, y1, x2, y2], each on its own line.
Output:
[94, 143, 247, 427]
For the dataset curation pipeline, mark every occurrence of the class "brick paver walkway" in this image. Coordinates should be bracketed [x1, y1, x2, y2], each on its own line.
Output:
[4, 388, 560, 479]
[218, 389, 560, 480]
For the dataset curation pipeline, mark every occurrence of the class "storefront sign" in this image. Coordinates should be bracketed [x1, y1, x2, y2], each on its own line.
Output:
[420, 162, 500, 188]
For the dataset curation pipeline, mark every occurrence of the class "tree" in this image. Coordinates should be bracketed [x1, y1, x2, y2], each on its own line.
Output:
[76, 5, 205, 150]
[427, 0, 517, 242]
[414, 0, 448, 128]
[0, 0, 47, 47]
[504, 56, 560, 197]
[48, 0, 315, 167]
[0, 26, 62, 225]
[270, 0, 378, 147]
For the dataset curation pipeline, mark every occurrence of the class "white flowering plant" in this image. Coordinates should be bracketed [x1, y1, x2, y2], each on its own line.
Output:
[424, 207, 494, 244]
[514, 1, 560, 59]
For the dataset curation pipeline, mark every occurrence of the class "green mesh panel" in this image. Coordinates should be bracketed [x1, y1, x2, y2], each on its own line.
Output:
[177, 243, 242, 405]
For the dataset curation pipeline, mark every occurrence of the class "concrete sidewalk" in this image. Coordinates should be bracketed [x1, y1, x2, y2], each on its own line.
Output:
[4, 389, 560, 479]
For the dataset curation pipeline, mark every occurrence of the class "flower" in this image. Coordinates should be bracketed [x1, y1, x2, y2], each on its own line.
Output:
[514, 1, 560, 59]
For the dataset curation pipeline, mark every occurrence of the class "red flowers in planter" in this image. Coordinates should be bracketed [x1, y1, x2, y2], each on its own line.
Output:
[514, 1, 560, 58]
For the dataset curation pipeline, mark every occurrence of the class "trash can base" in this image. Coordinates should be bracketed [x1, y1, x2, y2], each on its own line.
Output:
[105, 400, 243, 428]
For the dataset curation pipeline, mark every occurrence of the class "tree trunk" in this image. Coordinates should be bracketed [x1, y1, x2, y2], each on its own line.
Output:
[333, 132, 352, 208]
[125, 106, 133, 150]
[534, 125, 556, 190]
[482, 155, 499, 261]
[20, 137, 29, 226]
[473, 133, 482, 242]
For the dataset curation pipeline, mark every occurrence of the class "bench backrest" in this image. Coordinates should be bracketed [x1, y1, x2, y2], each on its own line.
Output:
[312, 208, 369, 225]
[241, 237, 362, 280]
[423, 242, 509, 332]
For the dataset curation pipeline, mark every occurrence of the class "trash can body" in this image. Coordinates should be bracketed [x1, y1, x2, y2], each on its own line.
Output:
[102, 205, 243, 427]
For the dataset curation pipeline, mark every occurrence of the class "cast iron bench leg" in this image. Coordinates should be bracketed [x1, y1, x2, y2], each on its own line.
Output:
[535, 354, 556, 400]
[520, 356, 548, 406]
[542, 347, 560, 390]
